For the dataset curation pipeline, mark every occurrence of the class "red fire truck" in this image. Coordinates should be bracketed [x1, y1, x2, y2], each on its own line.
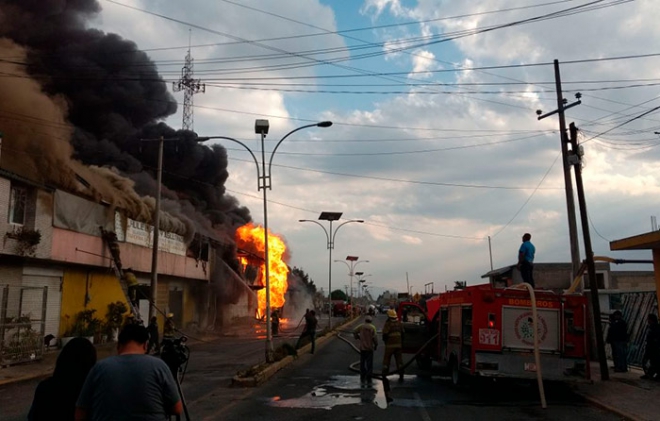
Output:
[398, 283, 590, 385]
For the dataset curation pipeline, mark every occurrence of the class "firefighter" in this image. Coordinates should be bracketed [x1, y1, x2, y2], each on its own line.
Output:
[123, 269, 139, 308]
[382, 309, 405, 382]
[271, 309, 280, 336]
[354, 316, 378, 384]
[101, 228, 122, 271]
[163, 313, 176, 339]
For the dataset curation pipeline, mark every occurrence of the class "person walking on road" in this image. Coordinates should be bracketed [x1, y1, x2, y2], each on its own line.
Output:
[75, 324, 182, 420]
[517, 233, 536, 287]
[382, 309, 405, 382]
[354, 316, 378, 384]
[296, 310, 318, 354]
[606, 310, 629, 372]
[29, 337, 97, 421]
[271, 309, 280, 336]
[641, 313, 660, 380]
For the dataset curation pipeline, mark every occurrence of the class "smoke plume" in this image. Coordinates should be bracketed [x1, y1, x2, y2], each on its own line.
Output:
[0, 1, 251, 242]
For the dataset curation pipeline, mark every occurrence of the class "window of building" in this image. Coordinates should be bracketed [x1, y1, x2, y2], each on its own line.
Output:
[8, 185, 27, 225]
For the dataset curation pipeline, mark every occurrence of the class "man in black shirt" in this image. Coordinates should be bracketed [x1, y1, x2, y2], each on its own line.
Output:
[606, 311, 628, 372]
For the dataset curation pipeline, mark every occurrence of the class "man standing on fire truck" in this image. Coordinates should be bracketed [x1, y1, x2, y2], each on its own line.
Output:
[518, 233, 536, 287]
[382, 309, 405, 382]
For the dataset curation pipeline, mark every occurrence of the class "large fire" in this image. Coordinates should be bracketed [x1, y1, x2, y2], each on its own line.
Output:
[235, 223, 289, 318]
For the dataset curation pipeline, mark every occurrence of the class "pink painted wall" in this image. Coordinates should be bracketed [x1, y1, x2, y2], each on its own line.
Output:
[51, 228, 209, 281]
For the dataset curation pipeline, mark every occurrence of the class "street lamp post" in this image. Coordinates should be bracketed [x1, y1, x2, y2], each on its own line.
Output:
[299, 214, 363, 329]
[334, 258, 368, 317]
[197, 120, 332, 362]
[355, 272, 371, 299]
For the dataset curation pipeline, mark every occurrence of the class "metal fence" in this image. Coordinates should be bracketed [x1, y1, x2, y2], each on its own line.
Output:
[0, 285, 47, 366]
[602, 291, 658, 367]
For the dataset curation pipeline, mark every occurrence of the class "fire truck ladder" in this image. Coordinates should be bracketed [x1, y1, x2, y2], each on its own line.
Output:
[100, 227, 141, 321]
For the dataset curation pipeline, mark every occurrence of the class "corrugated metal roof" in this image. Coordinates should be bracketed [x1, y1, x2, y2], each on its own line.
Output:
[0, 168, 54, 191]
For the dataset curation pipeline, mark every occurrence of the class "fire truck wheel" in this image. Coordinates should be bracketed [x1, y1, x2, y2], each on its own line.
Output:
[450, 357, 462, 387]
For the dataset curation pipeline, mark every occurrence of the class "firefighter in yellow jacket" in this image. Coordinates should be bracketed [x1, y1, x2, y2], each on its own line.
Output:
[382, 309, 405, 382]
[123, 269, 139, 308]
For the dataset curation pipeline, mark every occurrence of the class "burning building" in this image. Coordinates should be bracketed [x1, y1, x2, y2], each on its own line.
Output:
[0, 0, 288, 354]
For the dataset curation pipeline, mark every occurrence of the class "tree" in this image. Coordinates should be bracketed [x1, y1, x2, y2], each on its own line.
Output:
[291, 266, 316, 294]
[331, 289, 347, 301]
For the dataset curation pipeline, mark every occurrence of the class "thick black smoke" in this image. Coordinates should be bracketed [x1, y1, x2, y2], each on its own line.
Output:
[0, 0, 251, 239]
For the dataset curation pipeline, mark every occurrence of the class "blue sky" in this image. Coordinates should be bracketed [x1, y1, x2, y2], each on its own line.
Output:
[92, 0, 659, 297]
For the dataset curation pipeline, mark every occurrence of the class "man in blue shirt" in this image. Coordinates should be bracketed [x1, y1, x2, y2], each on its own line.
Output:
[518, 233, 536, 287]
[76, 324, 182, 420]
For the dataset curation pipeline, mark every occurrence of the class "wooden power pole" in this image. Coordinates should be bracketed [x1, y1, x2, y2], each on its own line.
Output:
[568, 122, 609, 380]
[537, 59, 582, 277]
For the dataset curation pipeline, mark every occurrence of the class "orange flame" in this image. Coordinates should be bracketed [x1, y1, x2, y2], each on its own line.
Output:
[236, 223, 289, 317]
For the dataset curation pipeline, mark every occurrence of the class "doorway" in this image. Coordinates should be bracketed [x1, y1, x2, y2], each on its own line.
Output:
[168, 289, 184, 328]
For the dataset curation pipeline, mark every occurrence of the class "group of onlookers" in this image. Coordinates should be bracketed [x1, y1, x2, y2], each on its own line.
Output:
[28, 324, 182, 420]
[606, 311, 660, 380]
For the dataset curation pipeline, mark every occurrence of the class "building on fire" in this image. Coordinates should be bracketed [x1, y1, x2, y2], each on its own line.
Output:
[0, 165, 255, 364]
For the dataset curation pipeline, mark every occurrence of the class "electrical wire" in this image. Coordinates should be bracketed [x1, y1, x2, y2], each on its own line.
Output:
[491, 152, 562, 238]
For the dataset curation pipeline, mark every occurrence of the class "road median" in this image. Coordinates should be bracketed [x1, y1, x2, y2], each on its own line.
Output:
[232, 316, 360, 387]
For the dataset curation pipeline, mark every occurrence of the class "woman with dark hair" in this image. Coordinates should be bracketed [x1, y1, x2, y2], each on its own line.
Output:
[28, 337, 97, 420]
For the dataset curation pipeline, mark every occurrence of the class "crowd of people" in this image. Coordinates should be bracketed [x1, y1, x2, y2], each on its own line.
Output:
[606, 311, 660, 380]
[28, 323, 183, 421]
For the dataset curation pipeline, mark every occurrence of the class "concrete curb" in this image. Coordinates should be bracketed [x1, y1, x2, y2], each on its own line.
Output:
[0, 371, 50, 387]
[232, 317, 361, 387]
[577, 393, 643, 421]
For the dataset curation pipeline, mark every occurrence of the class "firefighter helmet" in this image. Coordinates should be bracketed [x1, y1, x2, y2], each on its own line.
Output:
[387, 309, 397, 319]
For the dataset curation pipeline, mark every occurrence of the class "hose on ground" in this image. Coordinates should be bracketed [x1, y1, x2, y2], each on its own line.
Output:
[336, 330, 440, 379]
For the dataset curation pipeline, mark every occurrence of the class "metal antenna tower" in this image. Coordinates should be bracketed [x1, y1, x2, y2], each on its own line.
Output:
[173, 30, 205, 131]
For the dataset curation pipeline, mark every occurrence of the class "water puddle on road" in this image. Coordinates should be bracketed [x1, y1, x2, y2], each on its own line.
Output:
[266, 374, 443, 410]
[266, 375, 388, 410]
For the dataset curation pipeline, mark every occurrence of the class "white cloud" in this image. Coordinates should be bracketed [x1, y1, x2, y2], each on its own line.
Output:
[409, 49, 438, 78]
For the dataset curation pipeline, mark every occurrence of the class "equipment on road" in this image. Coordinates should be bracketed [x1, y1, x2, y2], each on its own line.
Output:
[396, 282, 591, 385]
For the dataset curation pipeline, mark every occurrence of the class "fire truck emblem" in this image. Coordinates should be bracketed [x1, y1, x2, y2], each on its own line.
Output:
[514, 312, 548, 346]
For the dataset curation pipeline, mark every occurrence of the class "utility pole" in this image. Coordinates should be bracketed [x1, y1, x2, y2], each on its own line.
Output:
[488, 235, 493, 271]
[568, 123, 609, 380]
[406, 272, 410, 297]
[537, 59, 582, 277]
[148, 136, 164, 321]
[173, 30, 205, 131]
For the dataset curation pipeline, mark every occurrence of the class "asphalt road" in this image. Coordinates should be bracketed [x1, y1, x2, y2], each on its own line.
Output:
[1, 315, 619, 421]
[206, 315, 620, 421]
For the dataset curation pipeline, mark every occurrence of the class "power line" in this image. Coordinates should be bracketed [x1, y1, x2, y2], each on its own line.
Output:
[228, 156, 563, 190]
[491, 152, 562, 238]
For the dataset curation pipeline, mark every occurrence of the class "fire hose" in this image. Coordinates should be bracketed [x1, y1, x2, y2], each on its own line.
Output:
[506, 282, 547, 409]
[336, 329, 440, 402]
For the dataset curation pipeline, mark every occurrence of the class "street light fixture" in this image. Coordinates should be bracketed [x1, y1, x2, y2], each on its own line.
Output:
[299, 214, 363, 329]
[357, 274, 371, 299]
[334, 258, 368, 316]
[197, 119, 332, 362]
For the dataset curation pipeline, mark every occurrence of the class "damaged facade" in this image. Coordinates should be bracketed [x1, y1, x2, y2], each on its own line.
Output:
[0, 167, 256, 361]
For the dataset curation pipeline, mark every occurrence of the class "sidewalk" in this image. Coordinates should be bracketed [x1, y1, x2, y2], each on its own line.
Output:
[0, 328, 224, 387]
[573, 362, 659, 421]
[0, 342, 118, 386]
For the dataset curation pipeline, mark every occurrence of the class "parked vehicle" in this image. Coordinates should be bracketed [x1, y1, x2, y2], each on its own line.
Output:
[397, 283, 590, 385]
[332, 300, 349, 317]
